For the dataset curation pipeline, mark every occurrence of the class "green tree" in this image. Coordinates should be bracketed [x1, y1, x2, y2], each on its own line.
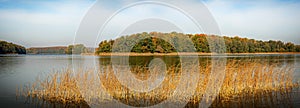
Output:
[0, 40, 26, 54]
[65, 44, 87, 54]
[285, 42, 295, 52]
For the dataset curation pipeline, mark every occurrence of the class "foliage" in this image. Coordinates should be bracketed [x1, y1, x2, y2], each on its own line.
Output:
[97, 32, 300, 53]
[65, 44, 88, 54]
[96, 40, 113, 53]
[27, 47, 66, 54]
[0, 40, 26, 54]
[27, 44, 88, 54]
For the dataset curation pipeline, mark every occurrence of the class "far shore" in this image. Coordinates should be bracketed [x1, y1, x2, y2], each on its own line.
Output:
[81, 52, 300, 56]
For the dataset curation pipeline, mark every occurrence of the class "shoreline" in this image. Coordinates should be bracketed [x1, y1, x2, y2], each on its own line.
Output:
[82, 52, 300, 56]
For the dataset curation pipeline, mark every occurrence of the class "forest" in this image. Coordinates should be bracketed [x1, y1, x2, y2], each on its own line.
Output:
[27, 46, 67, 54]
[0, 40, 26, 54]
[97, 32, 300, 53]
[27, 44, 89, 54]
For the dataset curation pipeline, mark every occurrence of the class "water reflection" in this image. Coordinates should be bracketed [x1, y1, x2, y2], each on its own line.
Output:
[98, 54, 297, 69]
[0, 55, 25, 76]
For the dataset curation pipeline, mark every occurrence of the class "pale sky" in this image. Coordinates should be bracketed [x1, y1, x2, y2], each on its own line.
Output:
[0, 0, 299, 48]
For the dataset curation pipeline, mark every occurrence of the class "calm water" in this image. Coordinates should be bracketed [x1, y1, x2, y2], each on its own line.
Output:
[0, 54, 300, 107]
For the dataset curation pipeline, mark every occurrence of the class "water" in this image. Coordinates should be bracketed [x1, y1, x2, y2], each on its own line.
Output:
[0, 54, 299, 107]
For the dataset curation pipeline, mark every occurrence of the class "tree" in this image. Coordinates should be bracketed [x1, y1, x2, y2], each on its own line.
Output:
[285, 42, 295, 52]
[0, 40, 26, 54]
[65, 45, 74, 54]
[65, 44, 87, 54]
[98, 40, 112, 53]
[296, 45, 300, 52]
[96, 32, 300, 54]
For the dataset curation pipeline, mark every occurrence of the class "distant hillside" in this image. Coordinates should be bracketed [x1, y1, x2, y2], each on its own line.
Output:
[0, 40, 26, 54]
[27, 44, 92, 54]
[97, 32, 300, 53]
[27, 46, 67, 54]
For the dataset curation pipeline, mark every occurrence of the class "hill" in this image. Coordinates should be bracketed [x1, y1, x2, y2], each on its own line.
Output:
[27, 44, 91, 54]
[27, 46, 67, 54]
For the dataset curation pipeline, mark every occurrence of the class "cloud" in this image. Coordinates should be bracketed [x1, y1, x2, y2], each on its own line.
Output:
[0, 0, 94, 47]
[204, 0, 300, 44]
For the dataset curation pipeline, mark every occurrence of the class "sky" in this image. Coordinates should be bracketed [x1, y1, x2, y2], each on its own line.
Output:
[0, 0, 299, 48]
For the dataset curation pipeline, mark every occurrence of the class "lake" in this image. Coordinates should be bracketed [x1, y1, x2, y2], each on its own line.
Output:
[0, 54, 300, 107]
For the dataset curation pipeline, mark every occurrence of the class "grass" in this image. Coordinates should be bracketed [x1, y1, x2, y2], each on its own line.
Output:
[18, 59, 299, 107]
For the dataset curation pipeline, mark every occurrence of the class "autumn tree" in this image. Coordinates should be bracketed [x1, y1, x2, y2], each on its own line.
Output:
[96, 32, 300, 54]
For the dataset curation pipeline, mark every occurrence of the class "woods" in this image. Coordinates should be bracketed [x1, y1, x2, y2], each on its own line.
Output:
[97, 32, 300, 53]
[0, 40, 26, 54]
[1, 32, 299, 55]
[27, 44, 88, 54]
[27, 46, 67, 54]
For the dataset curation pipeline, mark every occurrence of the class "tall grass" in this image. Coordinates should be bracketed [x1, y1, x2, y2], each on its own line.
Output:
[18, 59, 299, 107]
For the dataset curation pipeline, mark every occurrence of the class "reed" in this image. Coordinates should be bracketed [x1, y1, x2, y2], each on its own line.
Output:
[19, 59, 299, 107]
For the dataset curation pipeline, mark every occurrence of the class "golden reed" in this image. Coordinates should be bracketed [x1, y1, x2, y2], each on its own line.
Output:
[18, 60, 299, 107]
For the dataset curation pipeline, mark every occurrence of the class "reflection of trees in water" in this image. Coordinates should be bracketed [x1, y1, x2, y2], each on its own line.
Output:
[0, 56, 25, 76]
[98, 55, 296, 70]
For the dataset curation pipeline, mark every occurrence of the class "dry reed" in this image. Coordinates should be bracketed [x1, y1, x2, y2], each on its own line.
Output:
[18, 59, 299, 107]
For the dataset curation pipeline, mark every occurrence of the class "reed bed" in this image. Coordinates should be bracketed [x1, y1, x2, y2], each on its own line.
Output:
[18, 59, 299, 107]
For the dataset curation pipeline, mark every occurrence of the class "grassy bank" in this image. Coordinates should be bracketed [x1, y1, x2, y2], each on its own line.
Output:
[18, 60, 299, 107]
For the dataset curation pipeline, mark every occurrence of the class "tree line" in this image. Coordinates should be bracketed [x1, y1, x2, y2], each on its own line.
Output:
[96, 32, 300, 53]
[27, 46, 67, 54]
[0, 40, 26, 54]
[27, 44, 89, 54]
